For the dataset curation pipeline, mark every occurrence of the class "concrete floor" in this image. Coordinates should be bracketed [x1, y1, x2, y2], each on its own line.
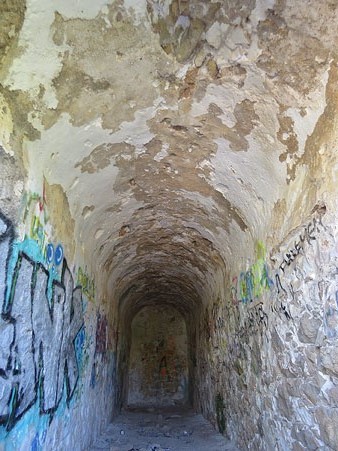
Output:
[92, 407, 239, 451]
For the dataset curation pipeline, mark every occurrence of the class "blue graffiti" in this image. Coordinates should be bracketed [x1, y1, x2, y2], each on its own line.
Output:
[54, 244, 64, 266]
[0, 211, 85, 432]
[46, 243, 54, 264]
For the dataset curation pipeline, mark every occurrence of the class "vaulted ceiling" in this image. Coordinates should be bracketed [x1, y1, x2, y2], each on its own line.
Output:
[1, 0, 337, 314]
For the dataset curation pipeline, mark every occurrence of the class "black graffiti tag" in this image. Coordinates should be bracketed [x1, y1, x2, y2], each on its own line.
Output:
[0, 212, 84, 430]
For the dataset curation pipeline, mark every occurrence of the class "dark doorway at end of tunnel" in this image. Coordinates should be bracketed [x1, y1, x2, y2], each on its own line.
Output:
[126, 305, 189, 408]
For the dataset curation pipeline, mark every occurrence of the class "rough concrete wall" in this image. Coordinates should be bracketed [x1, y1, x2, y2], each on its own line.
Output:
[197, 206, 338, 450]
[0, 170, 117, 450]
[127, 306, 189, 407]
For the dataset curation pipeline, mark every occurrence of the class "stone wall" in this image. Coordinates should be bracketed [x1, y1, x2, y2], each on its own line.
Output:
[127, 305, 189, 407]
[0, 178, 116, 450]
[197, 207, 338, 450]
[1, 1, 338, 449]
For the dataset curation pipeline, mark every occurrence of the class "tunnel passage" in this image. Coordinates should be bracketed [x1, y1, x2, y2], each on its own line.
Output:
[107, 214, 228, 412]
[126, 305, 189, 408]
[2, 1, 338, 450]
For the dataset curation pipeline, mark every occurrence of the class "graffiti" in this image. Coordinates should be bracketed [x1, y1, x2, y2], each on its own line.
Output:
[90, 362, 97, 388]
[30, 214, 48, 259]
[22, 183, 47, 219]
[205, 302, 227, 351]
[45, 243, 64, 267]
[23, 189, 49, 259]
[46, 243, 63, 267]
[232, 241, 273, 305]
[77, 266, 95, 303]
[159, 356, 167, 378]
[54, 244, 64, 266]
[239, 302, 269, 337]
[231, 276, 239, 305]
[0, 212, 84, 431]
[272, 212, 326, 321]
[20, 190, 65, 286]
[232, 216, 325, 331]
[46, 243, 54, 264]
[212, 302, 225, 334]
[271, 273, 292, 320]
[278, 215, 324, 273]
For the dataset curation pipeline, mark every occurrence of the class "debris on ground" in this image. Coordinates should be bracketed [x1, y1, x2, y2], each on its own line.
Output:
[92, 407, 240, 451]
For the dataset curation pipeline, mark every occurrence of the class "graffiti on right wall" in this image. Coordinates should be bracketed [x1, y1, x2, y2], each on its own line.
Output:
[230, 208, 338, 338]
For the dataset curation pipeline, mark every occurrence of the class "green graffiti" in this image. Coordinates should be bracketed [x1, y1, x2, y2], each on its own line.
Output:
[233, 241, 273, 304]
[77, 267, 95, 302]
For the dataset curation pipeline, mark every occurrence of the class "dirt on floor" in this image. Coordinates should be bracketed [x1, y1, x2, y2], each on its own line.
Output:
[91, 407, 240, 451]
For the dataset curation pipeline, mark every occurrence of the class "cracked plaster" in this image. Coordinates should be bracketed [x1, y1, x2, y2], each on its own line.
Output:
[2, 1, 338, 448]
[1, 0, 336, 321]
[0, 0, 336, 319]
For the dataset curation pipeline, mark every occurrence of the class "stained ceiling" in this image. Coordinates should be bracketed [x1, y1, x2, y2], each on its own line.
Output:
[1, 0, 338, 315]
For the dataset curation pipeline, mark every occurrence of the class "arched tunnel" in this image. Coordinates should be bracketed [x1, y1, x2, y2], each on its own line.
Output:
[1, 1, 338, 450]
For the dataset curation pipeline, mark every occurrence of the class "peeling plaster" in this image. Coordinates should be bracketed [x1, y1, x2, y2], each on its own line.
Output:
[210, 136, 286, 235]
[2, 2, 338, 448]
[4, 0, 111, 99]
[285, 67, 329, 159]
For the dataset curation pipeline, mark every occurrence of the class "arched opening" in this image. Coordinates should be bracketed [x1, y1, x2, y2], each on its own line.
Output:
[126, 305, 189, 408]
[111, 237, 221, 413]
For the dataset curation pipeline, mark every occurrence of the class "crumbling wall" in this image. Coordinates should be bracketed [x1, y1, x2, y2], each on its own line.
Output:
[197, 206, 338, 450]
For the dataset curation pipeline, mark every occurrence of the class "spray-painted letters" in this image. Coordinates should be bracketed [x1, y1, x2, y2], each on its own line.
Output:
[0, 212, 84, 430]
[278, 215, 324, 273]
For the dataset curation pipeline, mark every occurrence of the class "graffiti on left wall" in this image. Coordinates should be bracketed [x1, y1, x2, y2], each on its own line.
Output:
[0, 211, 84, 431]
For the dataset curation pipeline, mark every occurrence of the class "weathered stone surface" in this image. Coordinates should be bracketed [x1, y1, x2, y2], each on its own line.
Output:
[302, 382, 320, 405]
[1, 0, 338, 450]
[291, 424, 323, 451]
[327, 384, 338, 406]
[320, 348, 338, 377]
[314, 407, 338, 448]
[298, 312, 322, 343]
[0, 147, 24, 223]
[127, 305, 189, 407]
